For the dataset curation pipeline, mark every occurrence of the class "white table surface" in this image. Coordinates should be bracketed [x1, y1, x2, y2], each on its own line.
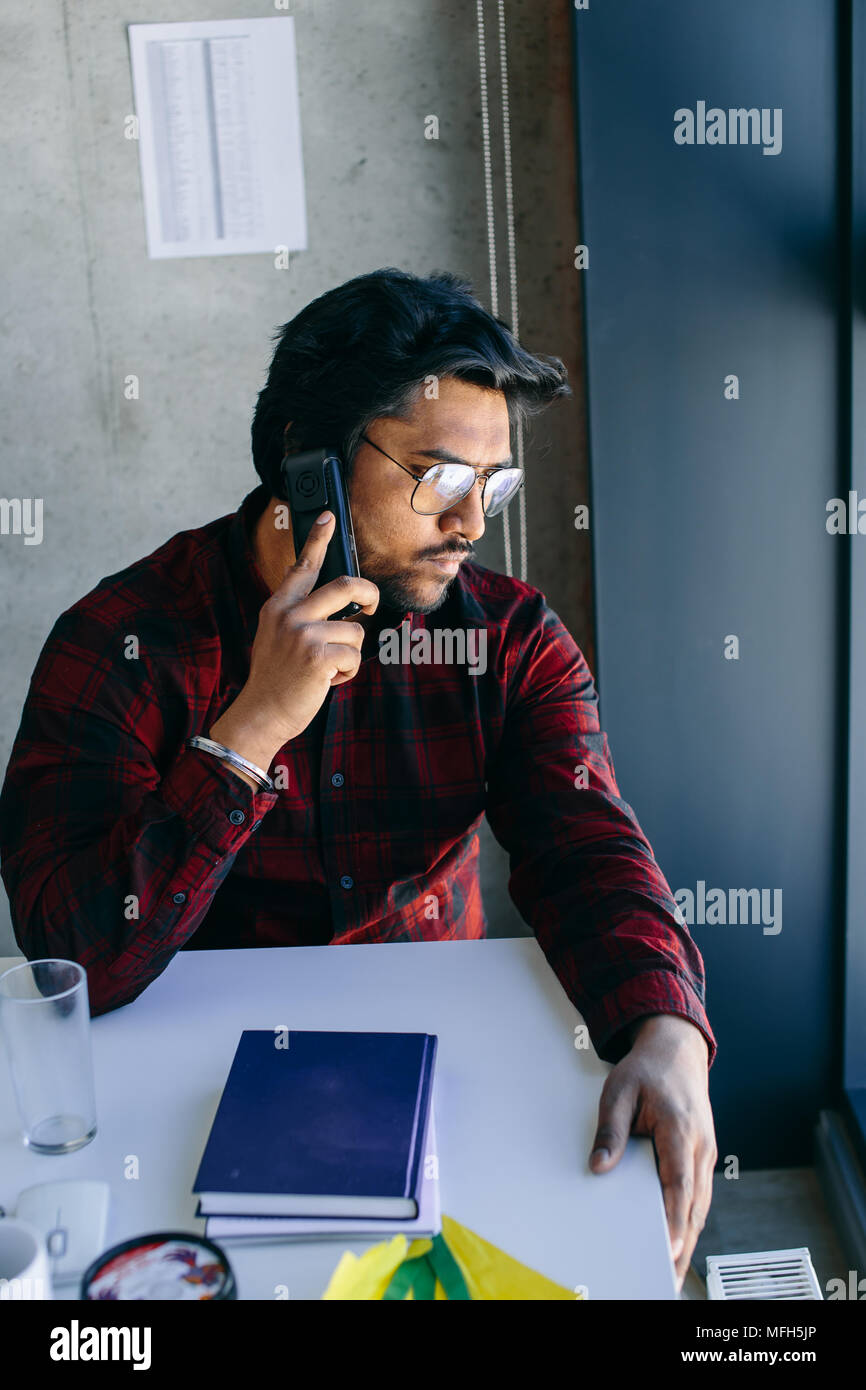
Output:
[0, 938, 677, 1300]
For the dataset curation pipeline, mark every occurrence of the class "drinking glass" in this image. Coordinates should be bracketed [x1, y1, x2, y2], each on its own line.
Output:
[0, 959, 97, 1153]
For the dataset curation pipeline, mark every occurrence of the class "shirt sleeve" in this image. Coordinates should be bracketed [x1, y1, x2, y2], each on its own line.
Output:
[0, 605, 279, 1015]
[484, 591, 717, 1069]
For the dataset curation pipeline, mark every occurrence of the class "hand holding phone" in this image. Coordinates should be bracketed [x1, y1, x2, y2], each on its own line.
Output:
[208, 511, 380, 773]
[279, 447, 362, 620]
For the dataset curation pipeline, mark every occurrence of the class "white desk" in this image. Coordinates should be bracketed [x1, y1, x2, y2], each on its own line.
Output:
[0, 938, 677, 1300]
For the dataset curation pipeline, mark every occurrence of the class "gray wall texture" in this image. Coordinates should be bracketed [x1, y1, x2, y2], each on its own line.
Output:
[0, 1, 588, 955]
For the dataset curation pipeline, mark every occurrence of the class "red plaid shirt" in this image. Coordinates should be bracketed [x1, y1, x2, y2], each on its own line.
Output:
[0, 483, 715, 1066]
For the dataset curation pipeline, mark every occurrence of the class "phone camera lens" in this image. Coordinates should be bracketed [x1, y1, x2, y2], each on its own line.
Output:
[297, 471, 318, 498]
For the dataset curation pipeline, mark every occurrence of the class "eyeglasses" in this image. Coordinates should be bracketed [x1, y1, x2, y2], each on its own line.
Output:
[360, 433, 524, 518]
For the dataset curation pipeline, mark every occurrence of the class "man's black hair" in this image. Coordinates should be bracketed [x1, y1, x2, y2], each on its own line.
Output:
[250, 267, 571, 496]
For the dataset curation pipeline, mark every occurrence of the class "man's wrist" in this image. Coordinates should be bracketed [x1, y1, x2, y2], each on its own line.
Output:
[625, 1013, 664, 1043]
[625, 1013, 710, 1059]
[208, 702, 283, 774]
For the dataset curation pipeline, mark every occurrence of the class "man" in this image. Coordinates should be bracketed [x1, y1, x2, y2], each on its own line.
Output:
[0, 267, 716, 1290]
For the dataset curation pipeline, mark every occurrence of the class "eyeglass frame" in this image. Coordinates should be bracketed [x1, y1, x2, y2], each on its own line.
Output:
[359, 432, 524, 517]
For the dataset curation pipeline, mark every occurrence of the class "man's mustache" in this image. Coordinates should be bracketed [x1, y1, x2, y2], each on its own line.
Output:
[420, 547, 472, 561]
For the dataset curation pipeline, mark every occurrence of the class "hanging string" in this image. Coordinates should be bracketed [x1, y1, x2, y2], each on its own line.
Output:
[476, 0, 527, 581]
[475, 0, 499, 316]
[497, 0, 526, 581]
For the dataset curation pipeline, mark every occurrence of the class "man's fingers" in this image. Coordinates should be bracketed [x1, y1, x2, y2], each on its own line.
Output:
[675, 1141, 716, 1282]
[652, 1111, 695, 1269]
[687, 1142, 715, 1238]
[589, 1078, 639, 1170]
[272, 509, 335, 602]
[319, 641, 363, 681]
[304, 572, 380, 621]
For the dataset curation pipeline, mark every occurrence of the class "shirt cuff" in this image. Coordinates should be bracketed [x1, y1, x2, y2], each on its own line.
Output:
[160, 744, 279, 857]
[580, 969, 717, 1069]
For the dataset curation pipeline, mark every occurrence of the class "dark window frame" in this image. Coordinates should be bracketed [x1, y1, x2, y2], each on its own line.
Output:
[841, 0, 866, 1165]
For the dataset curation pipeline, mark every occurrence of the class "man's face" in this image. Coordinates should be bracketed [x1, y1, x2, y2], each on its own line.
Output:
[348, 377, 511, 615]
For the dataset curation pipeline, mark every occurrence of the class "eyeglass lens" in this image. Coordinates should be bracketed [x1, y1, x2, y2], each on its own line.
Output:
[413, 464, 523, 517]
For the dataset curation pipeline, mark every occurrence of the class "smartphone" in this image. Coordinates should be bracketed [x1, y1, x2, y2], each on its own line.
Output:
[278, 447, 362, 620]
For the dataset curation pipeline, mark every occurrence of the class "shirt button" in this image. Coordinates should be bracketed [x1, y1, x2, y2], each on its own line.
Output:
[339, 874, 354, 890]
[251, 819, 262, 832]
[229, 809, 245, 825]
[173, 892, 187, 905]
[331, 772, 344, 788]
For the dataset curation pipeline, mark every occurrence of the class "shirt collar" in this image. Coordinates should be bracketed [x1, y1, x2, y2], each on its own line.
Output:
[226, 483, 415, 662]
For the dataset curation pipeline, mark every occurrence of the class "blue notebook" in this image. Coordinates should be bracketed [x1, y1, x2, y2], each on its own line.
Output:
[193, 1030, 437, 1219]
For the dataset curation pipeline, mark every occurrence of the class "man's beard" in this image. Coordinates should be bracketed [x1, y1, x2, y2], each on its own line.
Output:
[360, 558, 454, 616]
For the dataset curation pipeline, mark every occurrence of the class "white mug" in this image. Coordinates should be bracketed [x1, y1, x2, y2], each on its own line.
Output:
[0, 1217, 52, 1300]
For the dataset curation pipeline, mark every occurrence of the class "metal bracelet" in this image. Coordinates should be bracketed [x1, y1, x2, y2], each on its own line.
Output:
[187, 736, 275, 791]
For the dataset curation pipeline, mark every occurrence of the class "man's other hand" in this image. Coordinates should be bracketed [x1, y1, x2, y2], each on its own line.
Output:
[588, 1014, 717, 1293]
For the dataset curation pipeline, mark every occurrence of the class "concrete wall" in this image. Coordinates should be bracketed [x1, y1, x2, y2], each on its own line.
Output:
[0, 1, 588, 954]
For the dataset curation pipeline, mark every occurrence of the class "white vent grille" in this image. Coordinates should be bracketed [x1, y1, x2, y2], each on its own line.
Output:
[705, 1248, 823, 1300]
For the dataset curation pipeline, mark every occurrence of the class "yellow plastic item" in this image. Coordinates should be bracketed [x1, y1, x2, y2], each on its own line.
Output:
[322, 1214, 582, 1300]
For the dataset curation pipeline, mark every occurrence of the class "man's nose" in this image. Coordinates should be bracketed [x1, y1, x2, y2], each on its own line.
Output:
[440, 478, 486, 542]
